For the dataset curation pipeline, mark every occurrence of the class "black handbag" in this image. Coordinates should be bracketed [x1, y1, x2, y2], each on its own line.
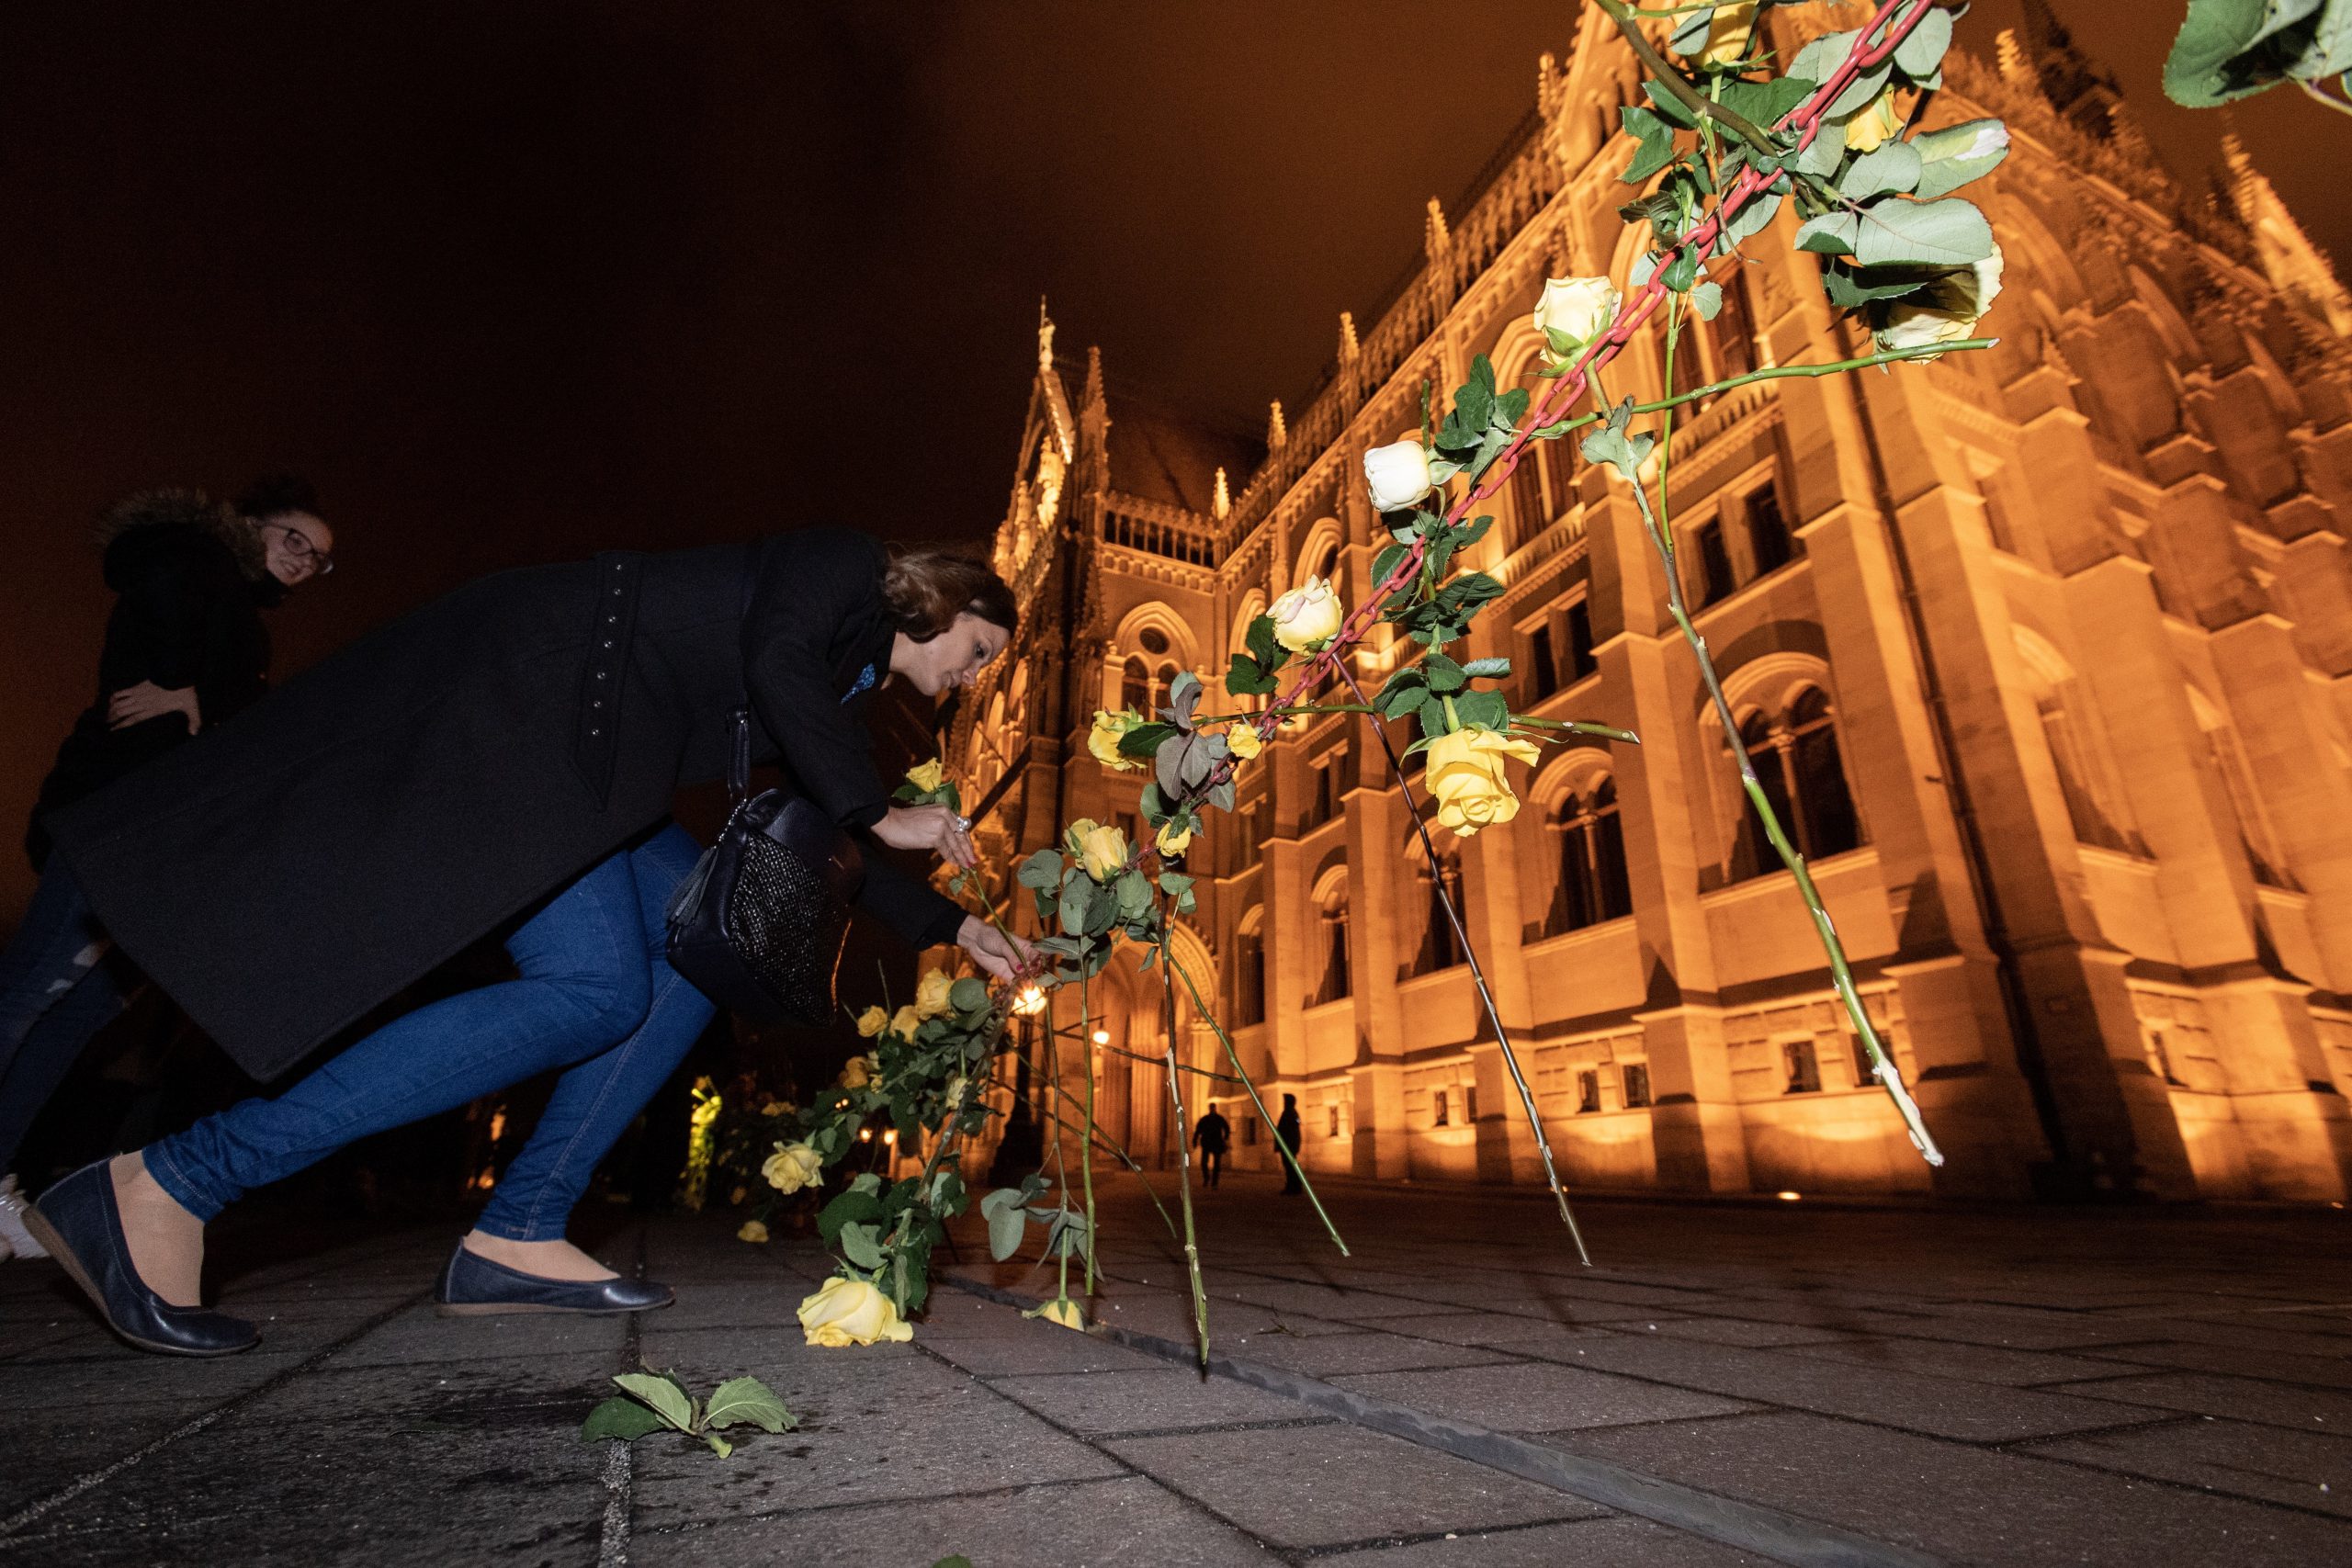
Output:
[664, 569, 865, 1025]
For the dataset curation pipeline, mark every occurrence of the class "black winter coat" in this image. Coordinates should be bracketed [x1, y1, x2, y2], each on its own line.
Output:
[28, 494, 277, 871]
[44, 527, 964, 1081]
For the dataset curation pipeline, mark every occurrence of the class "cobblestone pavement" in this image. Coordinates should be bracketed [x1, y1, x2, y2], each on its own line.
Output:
[0, 1178, 2347, 1566]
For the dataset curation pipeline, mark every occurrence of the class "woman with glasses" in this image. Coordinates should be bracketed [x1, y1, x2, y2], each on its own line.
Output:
[0, 479, 334, 1265]
[20, 527, 1031, 1355]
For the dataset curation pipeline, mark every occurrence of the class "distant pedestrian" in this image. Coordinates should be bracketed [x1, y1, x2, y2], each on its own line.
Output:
[1274, 1093, 1303, 1195]
[1190, 1106, 1230, 1190]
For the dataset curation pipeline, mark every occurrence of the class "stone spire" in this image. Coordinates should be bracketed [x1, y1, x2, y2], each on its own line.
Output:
[2222, 130, 2352, 336]
[1037, 297, 1056, 372]
[1424, 196, 1451, 260]
[1267, 400, 1288, 450]
[1995, 27, 2032, 88]
[1536, 51, 1558, 119]
[1338, 310, 1361, 365]
[1212, 467, 1232, 521]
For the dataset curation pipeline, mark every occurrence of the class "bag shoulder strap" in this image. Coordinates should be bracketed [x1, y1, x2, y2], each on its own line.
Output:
[728, 545, 758, 808]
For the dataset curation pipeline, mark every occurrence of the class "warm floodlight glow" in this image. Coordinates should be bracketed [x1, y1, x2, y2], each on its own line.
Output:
[1777, 1190, 1803, 1201]
[1013, 985, 1048, 1016]
[1091, 1029, 1111, 1045]
[883, 1129, 898, 1145]
[858, 1128, 873, 1143]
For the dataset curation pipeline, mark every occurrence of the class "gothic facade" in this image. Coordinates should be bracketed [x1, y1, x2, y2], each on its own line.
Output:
[948, 4, 2352, 1202]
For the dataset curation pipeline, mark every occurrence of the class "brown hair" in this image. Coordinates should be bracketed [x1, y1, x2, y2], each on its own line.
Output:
[883, 545, 1018, 643]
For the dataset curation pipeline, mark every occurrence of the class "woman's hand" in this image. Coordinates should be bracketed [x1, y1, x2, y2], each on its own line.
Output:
[956, 916, 1037, 983]
[108, 682, 201, 735]
[872, 803, 977, 869]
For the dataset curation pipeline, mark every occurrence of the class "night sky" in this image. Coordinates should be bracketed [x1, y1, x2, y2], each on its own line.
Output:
[2, 1, 2344, 920]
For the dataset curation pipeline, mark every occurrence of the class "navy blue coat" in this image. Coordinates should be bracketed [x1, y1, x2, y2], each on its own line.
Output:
[45, 527, 964, 1080]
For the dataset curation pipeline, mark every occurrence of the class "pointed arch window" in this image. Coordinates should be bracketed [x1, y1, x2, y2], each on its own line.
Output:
[1235, 910, 1267, 1027]
[1121, 657, 1151, 715]
[1413, 852, 1467, 974]
[1315, 880, 1351, 1005]
[1548, 778, 1634, 934]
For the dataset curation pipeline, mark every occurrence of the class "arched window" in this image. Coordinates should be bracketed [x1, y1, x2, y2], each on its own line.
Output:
[1152, 661, 1180, 714]
[1235, 910, 1266, 1027]
[1121, 657, 1150, 714]
[1308, 541, 1340, 583]
[1314, 879, 1351, 1005]
[1549, 778, 1634, 934]
[1731, 686, 1861, 879]
[1413, 852, 1466, 974]
[2191, 692, 2293, 888]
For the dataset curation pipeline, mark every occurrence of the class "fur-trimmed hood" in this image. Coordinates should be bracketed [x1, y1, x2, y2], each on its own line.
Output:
[95, 488, 275, 592]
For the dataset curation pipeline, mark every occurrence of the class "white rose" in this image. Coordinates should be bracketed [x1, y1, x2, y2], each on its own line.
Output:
[1363, 439, 1433, 513]
[1871, 245, 2004, 361]
[1269, 578, 1345, 654]
[1533, 276, 1621, 351]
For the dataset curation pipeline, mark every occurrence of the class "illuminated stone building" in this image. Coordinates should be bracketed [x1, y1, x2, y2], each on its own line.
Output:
[948, 4, 2352, 1202]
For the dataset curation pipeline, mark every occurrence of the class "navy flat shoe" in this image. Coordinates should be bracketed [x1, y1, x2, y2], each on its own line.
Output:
[23, 1160, 258, 1358]
[434, 1243, 673, 1316]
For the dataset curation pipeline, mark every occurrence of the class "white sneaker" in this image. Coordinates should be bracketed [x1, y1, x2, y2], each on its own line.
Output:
[0, 1174, 46, 1260]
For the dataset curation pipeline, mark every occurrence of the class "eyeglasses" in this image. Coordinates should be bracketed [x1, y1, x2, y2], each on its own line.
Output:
[264, 521, 334, 577]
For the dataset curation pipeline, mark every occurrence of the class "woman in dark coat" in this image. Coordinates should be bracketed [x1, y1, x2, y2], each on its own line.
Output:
[0, 479, 333, 1253]
[23, 527, 1030, 1356]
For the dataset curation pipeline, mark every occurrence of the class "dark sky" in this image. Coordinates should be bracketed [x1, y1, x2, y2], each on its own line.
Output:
[1, 1, 2343, 919]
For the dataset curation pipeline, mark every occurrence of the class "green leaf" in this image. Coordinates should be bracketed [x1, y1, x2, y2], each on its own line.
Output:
[2165, 0, 2349, 106]
[1370, 541, 1408, 587]
[613, 1373, 695, 1433]
[818, 1187, 883, 1246]
[987, 1200, 1028, 1260]
[1642, 79, 1702, 130]
[1461, 656, 1511, 678]
[1245, 613, 1283, 671]
[1158, 871, 1194, 899]
[1119, 720, 1177, 759]
[1115, 868, 1155, 920]
[1422, 652, 1466, 694]
[1820, 265, 1935, 308]
[1716, 76, 1814, 129]
[1224, 652, 1279, 697]
[1792, 120, 1845, 181]
[1794, 212, 1860, 255]
[581, 1396, 667, 1444]
[1893, 7, 1953, 78]
[1015, 848, 1064, 891]
[1667, 5, 1716, 57]
[1840, 141, 1921, 201]
[1715, 184, 1784, 254]
[704, 1377, 796, 1434]
[948, 976, 989, 1012]
[1057, 874, 1095, 938]
[1690, 281, 1723, 321]
[838, 1220, 885, 1270]
[1454, 690, 1510, 731]
[1619, 106, 1678, 185]
[1849, 196, 1993, 269]
[1909, 118, 2010, 201]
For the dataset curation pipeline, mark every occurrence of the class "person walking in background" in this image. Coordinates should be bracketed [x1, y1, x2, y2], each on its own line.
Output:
[1275, 1093, 1303, 1196]
[1190, 1105, 1230, 1190]
[23, 529, 1033, 1357]
[0, 479, 334, 1263]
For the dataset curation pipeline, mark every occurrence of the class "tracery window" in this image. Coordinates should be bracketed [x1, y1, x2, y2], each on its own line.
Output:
[1547, 778, 1633, 934]
[1731, 686, 1861, 879]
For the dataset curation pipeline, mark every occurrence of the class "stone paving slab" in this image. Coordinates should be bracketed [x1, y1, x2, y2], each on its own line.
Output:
[2055, 1370, 2352, 1432]
[1557, 1408, 2350, 1567]
[1334, 1514, 1772, 1566]
[1329, 1360, 1755, 1434]
[1103, 1424, 1604, 1550]
[987, 1366, 1328, 1435]
[646, 1473, 1282, 1567]
[1221, 1329, 1520, 1379]
[2024, 1416, 2352, 1517]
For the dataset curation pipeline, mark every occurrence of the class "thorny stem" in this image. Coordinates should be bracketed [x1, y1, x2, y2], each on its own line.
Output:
[1078, 967, 1100, 1295]
[1594, 0, 1779, 155]
[1592, 362, 1946, 1166]
[1158, 922, 1211, 1369]
[1340, 666, 1591, 1266]
[1040, 1090, 1182, 1243]
[1530, 340, 1999, 431]
[1166, 948, 1350, 1257]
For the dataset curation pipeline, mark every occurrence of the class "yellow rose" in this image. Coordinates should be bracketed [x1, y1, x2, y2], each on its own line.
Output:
[854, 1005, 888, 1038]
[1698, 2, 1757, 69]
[889, 1005, 921, 1039]
[736, 1219, 769, 1244]
[1871, 246, 2004, 363]
[1532, 276, 1621, 349]
[944, 1073, 970, 1109]
[915, 968, 956, 1020]
[842, 1051, 876, 1089]
[1035, 1297, 1085, 1331]
[1227, 724, 1262, 761]
[763, 1143, 824, 1194]
[797, 1276, 914, 1347]
[1269, 578, 1344, 653]
[1089, 710, 1147, 773]
[1156, 819, 1193, 859]
[729, 1186, 747, 1205]
[904, 759, 946, 794]
[1425, 728, 1542, 838]
[1077, 822, 1129, 883]
[1841, 87, 1905, 154]
[761, 1100, 793, 1117]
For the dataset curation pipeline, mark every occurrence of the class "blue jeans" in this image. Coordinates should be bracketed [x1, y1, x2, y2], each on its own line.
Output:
[0, 863, 134, 1170]
[148, 824, 714, 1241]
